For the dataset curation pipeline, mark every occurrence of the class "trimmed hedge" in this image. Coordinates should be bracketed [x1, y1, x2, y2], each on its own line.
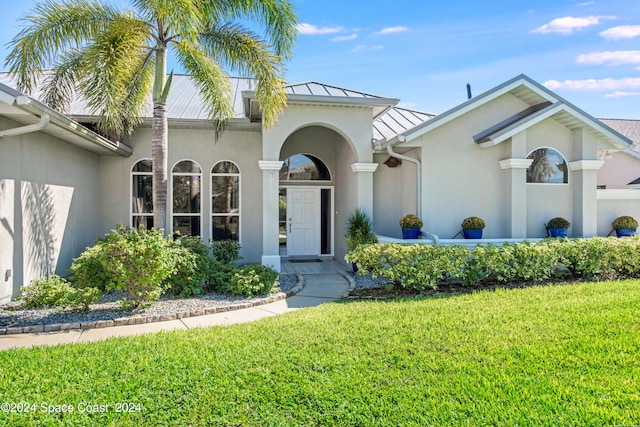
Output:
[345, 237, 640, 289]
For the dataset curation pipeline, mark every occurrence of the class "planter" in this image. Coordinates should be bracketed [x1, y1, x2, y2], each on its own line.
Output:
[401, 228, 421, 239]
[352, 262, 358, 273]
[547, 227, 568, 238]
[615, 228, 636, 237]
[462, 229, 483, 239]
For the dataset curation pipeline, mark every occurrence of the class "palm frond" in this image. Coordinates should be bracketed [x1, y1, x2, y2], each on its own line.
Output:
[200, 23, 287, 127]
[200, 0, 297, 59]
[41, 49, 84, 113]
[173, 40, 234, 134]
[5, 0, 122, 94]
[132, 0, 202, 43]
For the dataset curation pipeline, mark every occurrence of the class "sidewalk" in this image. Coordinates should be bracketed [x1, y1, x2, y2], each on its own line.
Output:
[0, 271, 351, 351]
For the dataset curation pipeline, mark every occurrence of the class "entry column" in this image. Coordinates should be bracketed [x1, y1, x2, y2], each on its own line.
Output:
[259, 160, 284, 272]
[499, 158, 532, 238]
[351, 163, 378, 217]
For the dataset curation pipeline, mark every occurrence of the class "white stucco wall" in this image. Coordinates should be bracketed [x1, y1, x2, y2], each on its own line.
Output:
[598, 151, 640, 189]
[99, 125, 265, 263]
[0, 117, 101, 301]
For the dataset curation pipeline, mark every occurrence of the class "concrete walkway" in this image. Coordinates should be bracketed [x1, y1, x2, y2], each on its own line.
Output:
[0, 263, 351, 351]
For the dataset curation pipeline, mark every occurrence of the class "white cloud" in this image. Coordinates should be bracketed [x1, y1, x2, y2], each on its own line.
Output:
[577, 1, 595, 6]
[577, 50, 640, 66]
[351, 45, 384, 53]
[374, 26, 408, 36]
[296, 23, 344, 35]
[544, 77, 640, 91]
[605, 91, 640, 98]
[600, 25, 640, 40]
[531, 15, 615, 35]
[331, 33, 357, 42]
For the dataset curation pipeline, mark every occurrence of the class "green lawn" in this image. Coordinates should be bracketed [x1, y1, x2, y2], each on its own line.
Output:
[1, 280, 639, 426]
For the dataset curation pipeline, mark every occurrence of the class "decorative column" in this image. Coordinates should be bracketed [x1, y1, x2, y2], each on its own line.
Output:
[499, 158, 533, 238]
[259, 160, 284, 272]
[351, 163, 378, 218]
[569, 160, 604, 237]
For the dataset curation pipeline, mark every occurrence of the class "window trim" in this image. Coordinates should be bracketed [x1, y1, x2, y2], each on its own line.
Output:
[210, 160, 241, 242]
[131, 158, 153, 228]
[170, 159, 203, 237]
[525, 146, 569, 185]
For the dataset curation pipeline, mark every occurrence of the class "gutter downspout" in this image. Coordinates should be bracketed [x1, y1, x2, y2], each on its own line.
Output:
[387, 135, 421, 218]
[0, 113, 50, 138]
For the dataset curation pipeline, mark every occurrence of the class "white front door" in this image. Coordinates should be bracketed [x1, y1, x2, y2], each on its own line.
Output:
[286, 187, 320, 256]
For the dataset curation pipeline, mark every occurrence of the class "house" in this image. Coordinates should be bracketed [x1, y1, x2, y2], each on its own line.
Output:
[0, 73, 635, 302]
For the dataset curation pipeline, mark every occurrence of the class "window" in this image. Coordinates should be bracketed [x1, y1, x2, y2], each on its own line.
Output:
[172, 160, 202, 236]
[132, 159, 153, 228]
[280, 154, 330, 181]
[211, 161, 240, 241]
[526, 148, 568, 184]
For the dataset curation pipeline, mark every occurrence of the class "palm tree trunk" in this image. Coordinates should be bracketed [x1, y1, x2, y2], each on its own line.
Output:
[152, 43, 169, 232]
[152, 101, 168, 232]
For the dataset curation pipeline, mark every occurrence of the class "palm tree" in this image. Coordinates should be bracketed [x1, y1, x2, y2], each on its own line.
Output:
[5, 0, 297, 232]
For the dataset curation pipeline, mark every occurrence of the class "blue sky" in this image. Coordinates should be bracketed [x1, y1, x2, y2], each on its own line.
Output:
[1, 0, 639, 118]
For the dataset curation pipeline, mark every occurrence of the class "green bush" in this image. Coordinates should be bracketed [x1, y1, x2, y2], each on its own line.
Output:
[461, 216, 486, 230]
[346, 237, 640, 290]
[223, 264, 279, 297]
[211, 240, 242, 264]
[18, 275, 100, 311]
[612, 215, 638, 230]
[92, 225, 180, 308]
[207, 261, 240, 292]
[68, 244, 113, 291]
[167, 236, 215, 297]
[399, 214, 423, 229]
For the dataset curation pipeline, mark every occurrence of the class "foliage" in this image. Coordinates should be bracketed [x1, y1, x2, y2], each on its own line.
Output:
[346, 237, 640, 289]
[399, 214, 423, 229]
[461, 216, 485, 230]
[18, 275, 100, 311]
[546, 216, 571, 228]
[206, 262, 240, 292]
[166, 236, 210, 297]
[222, 264, 279, 297]
[68, 242, 113, 291]
[211, 240, 242, 264]
[91, 225, 180, 308]
[2, 280, 640, 426]
[612, 215, 638, 229]
[345, 208, 377, 252]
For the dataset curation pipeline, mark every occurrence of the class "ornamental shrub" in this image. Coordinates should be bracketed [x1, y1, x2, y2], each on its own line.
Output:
[223, 264, 279, 297]
[399, 214, 423, 229]
[546, 217, 570, 229]
[461, 216, 486, 230]
[18, 275, 100, 311]
[68, 243, 113, 291]
[612, 215, 638, 230]
[92, 225, 180, 308]
[211, 240, 242, 264]
[167, 236, 214, 297]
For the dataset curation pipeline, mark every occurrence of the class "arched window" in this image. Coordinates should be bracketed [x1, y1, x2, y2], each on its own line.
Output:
[211, 161, 240, 241]
[526, 148, 568, 184]
[172, 160, 202, 236]
[131, 159, 153, 228]
[280, 154, 331, 181]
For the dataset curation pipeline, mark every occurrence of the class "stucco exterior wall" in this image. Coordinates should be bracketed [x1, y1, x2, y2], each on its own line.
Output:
[372, 150, 418, 238]
[598, 151, 640, 189]
[0, 117, 101, 302]
[99, 125, 265, 263]
[597, 190, 640, 236]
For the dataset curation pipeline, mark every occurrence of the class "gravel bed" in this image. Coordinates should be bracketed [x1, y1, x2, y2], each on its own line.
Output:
[0, 274, 298, 329]
[349, 272, 390, 290]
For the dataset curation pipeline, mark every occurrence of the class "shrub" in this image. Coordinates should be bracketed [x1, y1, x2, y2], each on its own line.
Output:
[346, 209, 377, 252]
[461, 216, 485, 230]
[612, 215, 638, 230]
[223, 264, 279, 297]
[399, 214, 423, 229]
[18, 275, 100, 311]
[93, 225, 180, 308]
[211, 240, 242, 264]
[68, 244, 113, 291]
[168, 236, 215, 297]
[547, 217, 570, 228]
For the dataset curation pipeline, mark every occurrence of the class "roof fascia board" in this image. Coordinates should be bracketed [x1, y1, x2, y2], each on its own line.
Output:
[399, 74, 555, 143]
[14, 95, 133, 156]
[477, 102, 564, 147]
[242, 90, 399, 112]
[559, 101, 633, 149]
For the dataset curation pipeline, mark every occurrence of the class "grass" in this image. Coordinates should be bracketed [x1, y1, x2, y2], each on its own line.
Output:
[1, 279, 640, 426]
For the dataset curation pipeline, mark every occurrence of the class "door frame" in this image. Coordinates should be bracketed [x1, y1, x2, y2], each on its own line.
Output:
[280, 185, 334, 257]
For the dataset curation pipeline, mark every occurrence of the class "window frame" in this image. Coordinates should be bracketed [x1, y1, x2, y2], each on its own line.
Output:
[131, 158, 154, 228]
[279, 153, 332, 183]
[170, 159, 203, 237]
[525, 147, 569, 185]
[210, 160, 241, 242]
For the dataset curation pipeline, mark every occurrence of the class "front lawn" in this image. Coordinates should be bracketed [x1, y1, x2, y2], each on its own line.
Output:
[1, 280, 639, 426]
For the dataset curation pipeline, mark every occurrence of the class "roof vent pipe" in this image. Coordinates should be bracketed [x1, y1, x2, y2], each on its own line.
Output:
[387, 139, 421, 218]
[466, 83, 472, 99]
[0, 113, 50, 138]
